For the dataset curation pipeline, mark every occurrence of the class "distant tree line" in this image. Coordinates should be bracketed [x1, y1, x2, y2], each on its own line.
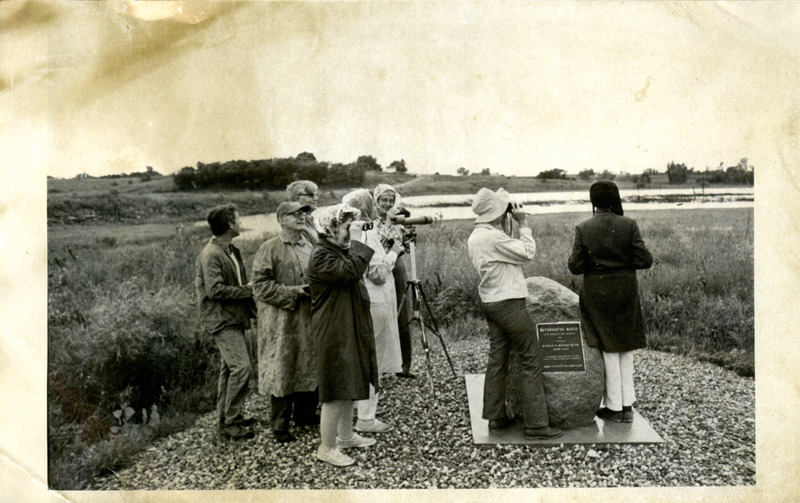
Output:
[666, 158, 753, 185]
[80, 166, 162, 181]
[694, 158, 754, 186]
[533, 158, 753, 186]
[173, 153, 397, 190]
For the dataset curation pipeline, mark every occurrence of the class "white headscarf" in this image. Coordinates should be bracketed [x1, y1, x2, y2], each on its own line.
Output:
[373, 184, 404, 221]
[342, 189, 377, 222]
[311, 204, 361, 237]
[373, 184, 402, 207]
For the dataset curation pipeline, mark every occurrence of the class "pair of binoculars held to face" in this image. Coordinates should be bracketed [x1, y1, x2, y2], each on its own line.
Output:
[506, 201, 524, 214]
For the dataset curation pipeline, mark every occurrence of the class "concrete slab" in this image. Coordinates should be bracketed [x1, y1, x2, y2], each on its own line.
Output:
[465, 374, 664, 445]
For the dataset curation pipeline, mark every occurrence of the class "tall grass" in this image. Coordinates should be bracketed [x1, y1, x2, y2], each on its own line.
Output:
[413, 208, 754, 373]
[48, 226, 219, 488]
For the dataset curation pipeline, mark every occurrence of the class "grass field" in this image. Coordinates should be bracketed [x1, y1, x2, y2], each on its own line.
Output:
[46, 175, 753, 489]
[411, 209, 754, 374]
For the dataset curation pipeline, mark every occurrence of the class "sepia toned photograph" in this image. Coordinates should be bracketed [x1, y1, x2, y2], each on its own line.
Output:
[1, 1, 798, 502]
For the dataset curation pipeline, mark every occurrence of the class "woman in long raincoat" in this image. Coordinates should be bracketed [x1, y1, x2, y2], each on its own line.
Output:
[568, 180, 653, 423]
[373, 183, 416, 378]
[252, 201, 318, 444]
[342, 189, 404, 433]
[308, 204, 380, 467]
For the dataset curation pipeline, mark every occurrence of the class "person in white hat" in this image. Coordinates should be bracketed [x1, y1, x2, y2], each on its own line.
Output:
[467, 188, 563, 440]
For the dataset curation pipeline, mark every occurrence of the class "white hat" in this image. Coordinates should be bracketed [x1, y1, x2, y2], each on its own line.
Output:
[471, 187, 511, 223]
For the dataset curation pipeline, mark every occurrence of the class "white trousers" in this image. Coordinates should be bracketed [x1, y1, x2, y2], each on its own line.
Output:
[356, 384, 378, 421]
[602, 350, 636, 411]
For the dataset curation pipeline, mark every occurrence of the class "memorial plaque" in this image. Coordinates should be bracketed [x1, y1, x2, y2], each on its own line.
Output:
[536, 322, 586, 372]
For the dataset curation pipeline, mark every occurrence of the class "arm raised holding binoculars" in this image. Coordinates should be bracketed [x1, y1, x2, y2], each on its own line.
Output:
[508, 202, 529, 229]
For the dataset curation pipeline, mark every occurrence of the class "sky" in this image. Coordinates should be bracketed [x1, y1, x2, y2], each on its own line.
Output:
[1, 1, 798, 179]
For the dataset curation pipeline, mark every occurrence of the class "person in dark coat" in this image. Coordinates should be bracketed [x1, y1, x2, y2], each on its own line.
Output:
[568, 180, 653, 423]
[307, 204, 380, 467]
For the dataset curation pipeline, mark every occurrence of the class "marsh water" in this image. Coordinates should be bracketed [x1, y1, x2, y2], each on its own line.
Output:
[235, 187, 754, 239]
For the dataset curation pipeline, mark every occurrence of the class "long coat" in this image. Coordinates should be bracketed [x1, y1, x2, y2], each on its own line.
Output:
[308, 238, 379, 403]
[361, 230, 403, 375]
[568, 210, 653, 352]
[252, 233, 315, 397]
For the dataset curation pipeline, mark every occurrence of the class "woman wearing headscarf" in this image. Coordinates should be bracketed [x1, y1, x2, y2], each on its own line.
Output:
[568, 180, 653, 423]
[307, 204, 379, 467]
[373, 183, 416, 378]
[342, 189, 405, 434]
[252, 201, 317, 444]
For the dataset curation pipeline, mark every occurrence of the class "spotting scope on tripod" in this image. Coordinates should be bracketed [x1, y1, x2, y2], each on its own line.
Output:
[391, 212, 458, 402]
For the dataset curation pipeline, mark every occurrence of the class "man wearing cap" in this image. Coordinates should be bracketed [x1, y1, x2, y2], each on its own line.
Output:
[467, 188, 563, 440]
[252, 201, 319, 443]
[195, 203, 257, 440]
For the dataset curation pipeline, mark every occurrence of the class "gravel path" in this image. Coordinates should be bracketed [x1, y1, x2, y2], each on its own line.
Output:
[92, 339, 755, 490]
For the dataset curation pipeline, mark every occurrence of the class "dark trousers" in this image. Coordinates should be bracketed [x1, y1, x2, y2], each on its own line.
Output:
[270, 390, 319, 432]
[394, 260, 413, 372]
[482, 298, 549, 429]
[215, 327, 252, 426]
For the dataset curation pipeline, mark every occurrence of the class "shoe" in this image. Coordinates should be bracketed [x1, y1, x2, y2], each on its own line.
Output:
[336, 432, 377, 449]
[355, 418, 394, 433]
[294, 414, 321, 427]
[523, 426, 564, 440]
[316, 446, 355, 467]
[596, 407, 625, 423]
[273, 430, 297, 443]
[488, 417, 516, 433]
[622, 406, 634, 423]
[395, 371, 417, 379]
[219, 425, 255, 440]
[230, 416, 258, 427]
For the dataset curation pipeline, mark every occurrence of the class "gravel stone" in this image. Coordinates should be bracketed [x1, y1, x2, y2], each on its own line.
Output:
[91, 339, 755, 490]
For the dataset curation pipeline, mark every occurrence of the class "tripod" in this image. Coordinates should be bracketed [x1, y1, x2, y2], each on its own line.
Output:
[397, 239, 458, 402]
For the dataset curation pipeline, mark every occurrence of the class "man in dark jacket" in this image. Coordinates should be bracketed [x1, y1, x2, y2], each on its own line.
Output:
[195, 203, 257, 440]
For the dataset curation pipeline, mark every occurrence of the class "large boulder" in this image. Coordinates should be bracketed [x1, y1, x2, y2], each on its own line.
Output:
[506, 277, 605, 430]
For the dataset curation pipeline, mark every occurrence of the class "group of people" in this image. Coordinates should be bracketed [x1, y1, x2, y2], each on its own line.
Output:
[195, 177, 652, 467]
[195, 180, 418, 467]
[467, 180, 652, 439]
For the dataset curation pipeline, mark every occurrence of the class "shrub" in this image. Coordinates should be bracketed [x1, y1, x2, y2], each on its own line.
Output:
[536, 169, 567, 180]
[49, 282, 210, 426]
[48, 234, 223, 488]
[667, 162, 689, 184]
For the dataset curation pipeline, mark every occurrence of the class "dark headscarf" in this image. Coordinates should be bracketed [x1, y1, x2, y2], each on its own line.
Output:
[590, 180, 624, 216]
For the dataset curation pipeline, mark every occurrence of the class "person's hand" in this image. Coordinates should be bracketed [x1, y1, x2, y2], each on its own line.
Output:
[388, 238, 404, 256]
[294, 285, 310, 296]
[349, 220, 365, 241]
[386, 207, 401, 222]
[510, 202, 528, 227]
